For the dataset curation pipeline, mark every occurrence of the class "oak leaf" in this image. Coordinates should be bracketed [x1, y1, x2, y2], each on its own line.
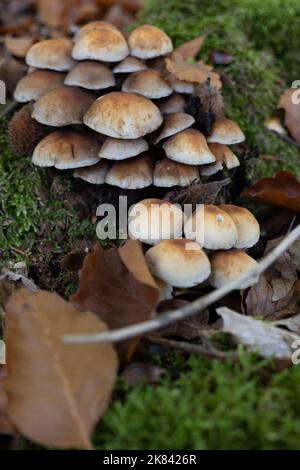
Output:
[278, 88, 300, 144]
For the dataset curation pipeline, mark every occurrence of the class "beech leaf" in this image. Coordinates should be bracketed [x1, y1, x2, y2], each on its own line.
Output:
[174, 36, 206, 61]
[278, 88, 300, 144]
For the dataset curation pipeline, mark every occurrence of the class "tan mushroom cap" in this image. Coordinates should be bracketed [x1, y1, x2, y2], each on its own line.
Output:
[168, 75, 195, 94]
[32, 130, 101, 169]
[72, 29, 129, 62]
[200, 143, 240, 176]
[105, 154, 153, 189]
[84, 92, 163, 139]
[184, 205, 238, 250]
[163, 128, 216, 165]
[154, 158, 199, 187]
[5, 35, 35, 59]
[146, 239, 211, 288]
[209, 250, 259, 289]
[128, 24, 173, 59]
[219, 205, 260, 249]
[99, 137, 149, 160]
[158, 93, 186, 114]
[128, 198, 184, 245]
[113, 56, 147, 73]
[14, 70, 65, 103]
[32, 86, 95, 126]
[122, 69, 172, 99]
[26, 38, 75, 71]
[74, 160, 111, 184]
[154, 112, 195, 144]
[207, 118, 245, 145]
[64, 61, 115, 90]
[74, 21, 118, 42]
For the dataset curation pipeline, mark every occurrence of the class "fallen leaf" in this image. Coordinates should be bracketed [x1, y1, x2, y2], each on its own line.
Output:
[62, 251, 88, 272]
[241, 171, 300, 212]
[288, 238, 300, 272]
[121, 363, 166, 386]
[174, 36, 206, 61]
[5, 289, 118, 449]
[0, 367, 15, 436]
[278, 88, 300, 144]
[0, 269, 38, 314]
[165, 178, 231, 208]
[210, 49, 234, 65]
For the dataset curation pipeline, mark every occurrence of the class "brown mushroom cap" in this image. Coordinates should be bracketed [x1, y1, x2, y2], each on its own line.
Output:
[154, 158, 199, 187]
[146, 239, 211, 288]
[64, 61, 115, 90]
[168, 75, 195, 94]
[5, 35, 35, 59]
[158, 93, 186, 114]
[128, 24, 173, 59]
[154, 112, 195, 144]
[32, 130, 101, 169]
[113, 56, 147, 74]
[122, 69, 172, 99]
[200, 143, 240, 175]
[74, 160, 111, 184]
[72, 29, 129, 62]
[207, 118, 245, 145]
[26, 38, 75, 71]
[74, 21, 118, 42]
[14, 70, 65, 103]
[84, 91, 163, 139]
[163, 128, 216, 165]
[99, 137, 149, 160]
[105, 154, 153, 189]
[209, 250, 259, 289]
[219, 205, 260, 249]
[32, 86, 95, 126]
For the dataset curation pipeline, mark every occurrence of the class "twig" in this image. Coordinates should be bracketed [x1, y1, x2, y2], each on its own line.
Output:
[0, 100, 18, 119]
[63, 224, 300, 345]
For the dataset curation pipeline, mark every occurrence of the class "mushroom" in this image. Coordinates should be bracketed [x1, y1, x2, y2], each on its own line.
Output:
[146, 239, 211, 288]
[74, 21, 118, 42]
[32, 86, 95, 126]
[26, 38, 75, 71]
[32, 130, 101, 169]
[207, 118, 245, 145]
[113, 57, 147, 74]
[153, 158, 199, 187]
[105, 154, 153, 189]
[64, 62, 115, 90]
[184, 205, 238, 250]
[122, 69, 172, 99]
[168, 75, 195, 94]
[72, 29, 129, 62]
[14, 70, 65, 103]
[219, 205, 260, 249]
[84, 92, 163, 139]
[158, 93, 186, 114]
[99, 137, 149, 161]
[154, 112, 195, 144]
[128, 24, 173, 59]
[209, 250, 259, 289]
[199, 143, 240, 176]
[128, 198, 184, 245]
[74, 161, 111, 184]
[163, 128, 216, 165]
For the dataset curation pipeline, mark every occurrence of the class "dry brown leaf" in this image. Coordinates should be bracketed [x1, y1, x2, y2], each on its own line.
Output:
[0, 270, 38, 314]
[5, 289, 118, 449]
[174, 36, 206, 61]
[278, 88, 300, 144]
[0, 366, 16, 436]
[165, 178, 231, 208]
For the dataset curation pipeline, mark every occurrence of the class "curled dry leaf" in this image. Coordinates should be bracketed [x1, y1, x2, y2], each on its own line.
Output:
[5, 289, 118, 449]
[278, 88, 300, 144]
[174, 36, 206, 61]
[241, 171, 300, 212]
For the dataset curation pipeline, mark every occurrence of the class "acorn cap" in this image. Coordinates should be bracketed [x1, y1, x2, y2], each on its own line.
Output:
[105, 154, 153, 189]
[158, 93, 186, 114]
[184, 205, 238, 250]
[99, 137, 149, 160]
[154, 112, 195, 144]
[146, 239, 211, 288]
[219, 204, 260, 249]
[32, 86, 95, 126]
[207, 118, 245, 145]
[163, 128, 216, 165]
[154, 158, 199, 187]
[72, 29, 129, 62]
[64, 61, 115, 90]
[74, 160, 111, 184]
[84, 92, 163, 139]
[200, 143, 240, 176]
[168, 75, 195, 94]
[128, 25, 173, 59]
[74, 21, 118, 42]
[26, 38, 75, 71]
[128, 198, 184, 245]
[122, 69, 172, 99]
[32, 130, 101, 169]
[113, 56, 147, 74]
[209, 250, 259, 289]
[14, 70, 65, 103]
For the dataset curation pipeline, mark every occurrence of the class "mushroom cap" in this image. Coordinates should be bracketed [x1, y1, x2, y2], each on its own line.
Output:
[14, 70, 65, 103]
[168, 75, 195, 94]
[219, 204, 260, 249]
[154, 158, 199, 187]
[26, 38, 75, 71]
[32, 130, 101, 169]
[113, 56, 147, 73]
[32, 86, 95, 126]
[207, 118, 245, 145]
[154, 112, 195, 144]
[74, 21, 118, 42]
[128, 24, 173, 59]
[163, 128, 216, 165]
[105, 154, 153, 189]
[72, 29, 129, 62]
[184, 205, 238, 250]
[64, 61, 115, 90]
[74, 160, 111, 184]
[158, 93, 186, 114]
[209, 250, 259, 289]
[200, 143, 240, 175]
[128, 198, 184, 245]
[5, 35, 35, 59]
[99, 137, 149, 160]
[122, 69, 172, 99]
[84, 92, 163, 139]
[146, 239, 211, 288]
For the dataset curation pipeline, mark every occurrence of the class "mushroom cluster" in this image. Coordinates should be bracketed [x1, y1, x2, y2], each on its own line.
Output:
[13, 21, 245, 188]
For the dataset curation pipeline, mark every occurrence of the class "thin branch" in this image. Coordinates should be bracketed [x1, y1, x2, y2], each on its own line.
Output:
[0, 100, 18, 119]
[63, 224, 300, 345]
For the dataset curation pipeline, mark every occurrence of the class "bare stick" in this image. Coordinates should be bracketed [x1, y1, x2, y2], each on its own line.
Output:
[63, 224, 300, 345]
[0, 100, 18, 119]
